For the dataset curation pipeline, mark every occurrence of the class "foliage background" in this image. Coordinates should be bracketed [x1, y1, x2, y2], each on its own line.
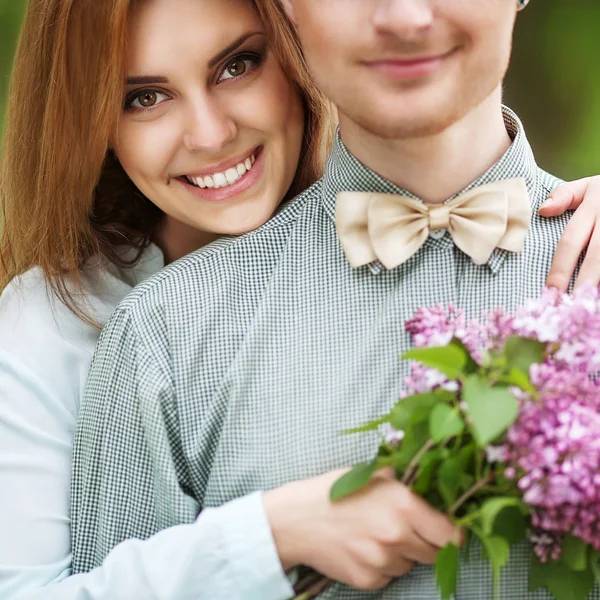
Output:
[1, 0, 599, 179]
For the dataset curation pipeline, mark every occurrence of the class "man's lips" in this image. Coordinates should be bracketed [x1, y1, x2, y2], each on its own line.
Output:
[363, 49, 456, 80]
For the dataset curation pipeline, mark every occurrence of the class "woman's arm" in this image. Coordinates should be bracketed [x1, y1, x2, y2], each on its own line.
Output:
[0, 350, 294, 600]
[542, 176, 600, 290]
[0, 274, 294, 600]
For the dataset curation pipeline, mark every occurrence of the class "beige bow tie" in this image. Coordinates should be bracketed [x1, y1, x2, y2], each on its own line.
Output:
[335, 178, 531, 269]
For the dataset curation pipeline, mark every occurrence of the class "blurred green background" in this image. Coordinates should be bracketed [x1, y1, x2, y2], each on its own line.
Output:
[1, 0, 599, 179]
[0, 0, 26, 140]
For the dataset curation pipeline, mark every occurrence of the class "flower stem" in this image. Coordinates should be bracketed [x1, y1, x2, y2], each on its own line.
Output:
[293, 575, 332, 600]
[401, 439, 436, 486]
[449, 475, 493, 516]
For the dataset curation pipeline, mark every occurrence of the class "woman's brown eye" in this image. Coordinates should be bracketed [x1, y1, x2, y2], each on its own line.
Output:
[139, 91, 158, 107]
[226, 60, 247, 77]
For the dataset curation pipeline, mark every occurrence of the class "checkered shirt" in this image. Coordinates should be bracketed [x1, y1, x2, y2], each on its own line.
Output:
[72, 107, 597, 599]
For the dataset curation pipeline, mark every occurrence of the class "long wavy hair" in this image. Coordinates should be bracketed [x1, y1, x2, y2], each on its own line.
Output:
[0, 0, 334, 324]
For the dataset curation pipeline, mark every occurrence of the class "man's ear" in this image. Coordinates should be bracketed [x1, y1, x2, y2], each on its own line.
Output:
[279, 0, 297, 24]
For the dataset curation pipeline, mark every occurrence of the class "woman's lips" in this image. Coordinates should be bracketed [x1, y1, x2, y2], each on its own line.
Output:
[177, 146, 264, 202]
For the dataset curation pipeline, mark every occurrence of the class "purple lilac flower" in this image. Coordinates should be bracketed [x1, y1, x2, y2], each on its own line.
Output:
[403, 285, 600, 559]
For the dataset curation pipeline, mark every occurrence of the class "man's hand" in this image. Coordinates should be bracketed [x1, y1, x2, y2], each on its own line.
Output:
[542, 176, 600, 291]
[263, 467, 460, 591]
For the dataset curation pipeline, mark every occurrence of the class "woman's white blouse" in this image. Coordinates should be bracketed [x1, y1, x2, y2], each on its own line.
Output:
[0, 246, 293, 600]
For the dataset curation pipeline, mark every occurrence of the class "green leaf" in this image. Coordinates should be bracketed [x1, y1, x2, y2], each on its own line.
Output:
[412, 448, 447, 496]
[480, 497, 523, 537]
[498, 368, 535, 394]
[389, 391, 455, 431]
[342, 415, 389, 435]
[450, 337, 479, 374]
[462, 375, 518, 447]
[530, 554, 594, 600]
[435, 543, 460, 600]
[393, 419, 430, 471]
[490, 506, 527, 544]
[480, 535, 510, 599]
[438, 447, 474, 509]
[403, 345, 467, 380]
[503, 336, 546, 374]
[561, 534, 588, 571]
[429, 404, 465, 443]
[589, 549, 600, 584]
[529, 551, 549, 592]
[330, 461, 377, 501]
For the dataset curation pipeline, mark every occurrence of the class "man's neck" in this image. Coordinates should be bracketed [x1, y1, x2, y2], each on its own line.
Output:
[338, 87, 512, 204]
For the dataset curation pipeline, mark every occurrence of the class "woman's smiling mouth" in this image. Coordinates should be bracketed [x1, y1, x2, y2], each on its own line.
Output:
[177, 146, 264, 202]
[184, 148, 258, 189]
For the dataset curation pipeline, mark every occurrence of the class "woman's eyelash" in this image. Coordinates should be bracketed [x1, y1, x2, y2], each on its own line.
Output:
[123, 50, 266, 112]
[123, 89, 171, 112]
[217, 51, 265, 83]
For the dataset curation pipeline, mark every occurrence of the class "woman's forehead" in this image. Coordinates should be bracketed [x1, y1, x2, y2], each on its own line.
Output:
[125, 0, 263, 75]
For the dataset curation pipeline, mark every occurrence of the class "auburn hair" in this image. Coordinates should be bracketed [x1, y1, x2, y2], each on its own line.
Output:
[0, 0, 334, 324]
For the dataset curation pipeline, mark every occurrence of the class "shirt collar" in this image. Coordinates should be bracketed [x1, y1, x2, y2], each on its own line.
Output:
[321, 106, 539, 274]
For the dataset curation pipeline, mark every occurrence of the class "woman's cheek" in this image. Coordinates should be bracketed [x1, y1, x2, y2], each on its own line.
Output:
[116, 117, 179, 183]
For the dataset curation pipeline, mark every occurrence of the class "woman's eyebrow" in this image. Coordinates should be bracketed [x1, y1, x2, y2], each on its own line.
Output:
[208, 31, 266, 68]
[126, 75, 169, 85]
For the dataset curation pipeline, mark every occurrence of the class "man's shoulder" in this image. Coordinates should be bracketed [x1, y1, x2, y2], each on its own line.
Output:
[536, 167, 564, 198]
[118, 179, 324, 319]
[529, 167, 567, 222]
[527, 167, 571, 254]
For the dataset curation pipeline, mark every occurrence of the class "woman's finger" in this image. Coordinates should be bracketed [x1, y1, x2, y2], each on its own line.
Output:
[539, 178, 591, 217]
[546, 207, 594, 291]
[574, 219, 600, 289]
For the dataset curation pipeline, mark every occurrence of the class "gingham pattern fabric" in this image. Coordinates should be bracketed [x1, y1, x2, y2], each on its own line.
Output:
[72, 107, 597, 599]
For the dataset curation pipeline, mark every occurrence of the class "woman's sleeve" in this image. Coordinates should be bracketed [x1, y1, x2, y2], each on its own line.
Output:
[0, 348, 75, 596]
[27, 493, 294, 600]
[0, 305, 293, 600]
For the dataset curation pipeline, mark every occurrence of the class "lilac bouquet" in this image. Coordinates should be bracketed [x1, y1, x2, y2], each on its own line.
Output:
[295, 286, 600, 600]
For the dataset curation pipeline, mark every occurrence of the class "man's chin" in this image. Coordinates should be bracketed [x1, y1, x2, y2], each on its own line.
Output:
[350, 109, 459, 141]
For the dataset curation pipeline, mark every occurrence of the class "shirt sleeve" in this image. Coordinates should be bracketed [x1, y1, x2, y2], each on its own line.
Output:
[70, 306, 295, 600]
[20, 493, 294, 600]
[0, 348, 75, 596]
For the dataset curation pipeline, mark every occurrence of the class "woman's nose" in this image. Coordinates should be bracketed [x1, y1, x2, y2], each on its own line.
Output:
[182, 96, 238, 153]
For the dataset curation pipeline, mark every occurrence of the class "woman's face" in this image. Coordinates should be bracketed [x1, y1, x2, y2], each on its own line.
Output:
[114, 0, 304, 245]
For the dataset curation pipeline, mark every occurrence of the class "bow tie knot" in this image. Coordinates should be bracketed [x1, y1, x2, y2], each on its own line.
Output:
[335, 178, 531, 270]
[428, 204, 451, 231]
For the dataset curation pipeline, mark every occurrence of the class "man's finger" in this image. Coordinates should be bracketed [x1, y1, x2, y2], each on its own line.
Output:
[382, 555, 414, 578]
[408, 493, 463, 551]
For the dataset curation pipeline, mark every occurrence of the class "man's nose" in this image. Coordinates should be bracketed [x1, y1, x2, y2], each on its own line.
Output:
[372, 0, 434, 38]
[182, 96, 238, 153]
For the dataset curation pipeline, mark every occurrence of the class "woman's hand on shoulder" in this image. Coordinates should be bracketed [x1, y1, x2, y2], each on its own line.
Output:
[541, 176, 600, 291]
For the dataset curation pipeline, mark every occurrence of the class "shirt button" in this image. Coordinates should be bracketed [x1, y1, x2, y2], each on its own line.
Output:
[429, 229, 446, 240]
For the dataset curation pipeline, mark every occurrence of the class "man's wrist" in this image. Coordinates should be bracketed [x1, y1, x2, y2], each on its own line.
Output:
[262, 481, 308, 571]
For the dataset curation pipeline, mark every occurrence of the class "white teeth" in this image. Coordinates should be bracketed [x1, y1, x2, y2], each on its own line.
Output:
[225, 168, 239, 184]
[213, 172, 227, 187]
[186, 151, 257, 190]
